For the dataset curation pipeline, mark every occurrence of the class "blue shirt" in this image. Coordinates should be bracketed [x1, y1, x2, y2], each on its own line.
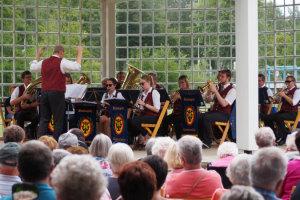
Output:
[0, 182, 56, 200]
[254, 187, 280, 200]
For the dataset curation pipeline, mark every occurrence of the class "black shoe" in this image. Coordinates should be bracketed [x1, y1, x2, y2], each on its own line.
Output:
[202, 143, 211, 149]
[276, 138, 285, 146]
[276, 138, 282, 143]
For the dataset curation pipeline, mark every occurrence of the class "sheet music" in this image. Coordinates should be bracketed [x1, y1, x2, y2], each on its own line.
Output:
[65, 84, 88, 99]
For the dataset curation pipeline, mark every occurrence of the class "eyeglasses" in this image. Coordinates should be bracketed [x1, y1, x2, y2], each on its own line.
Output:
[285, 80, 293, 83]
[106, 84, 113, 87]
[179, 81, 185, 84]
[258, 80, 263, 82]
[139, 82, 146, 86]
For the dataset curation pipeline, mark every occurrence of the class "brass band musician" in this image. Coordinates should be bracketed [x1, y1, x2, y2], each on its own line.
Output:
[258, 74, 273, 121]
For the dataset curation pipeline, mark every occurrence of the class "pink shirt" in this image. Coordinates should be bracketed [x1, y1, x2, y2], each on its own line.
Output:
[163, 169, 224, 199]
[211, 188, 230, 200]
[281, 159, 300, 200]
[163, 168, 184, 188]
[211, 156, 234, 167]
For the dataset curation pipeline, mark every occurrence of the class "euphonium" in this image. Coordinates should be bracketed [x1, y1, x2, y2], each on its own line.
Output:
[121, 64, 144, 90]
[77, 73, 91, 84]
[269, 87, 288, 102]
[197, 82, 219, 94]
[21, 77, 42, 104]
[170, 86, 182, 104]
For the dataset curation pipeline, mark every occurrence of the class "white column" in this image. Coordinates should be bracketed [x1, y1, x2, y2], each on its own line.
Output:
[106, 0, 116, 78]
[236, 0, 259, 151]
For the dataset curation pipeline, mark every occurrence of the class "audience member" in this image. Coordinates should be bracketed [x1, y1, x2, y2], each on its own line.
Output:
[255, 127, 275, 148]
[90, 134, 113, 177]
[57, 132, 78, 150]
[107, 143, 134, 200]
[163, 136, 223, 199]
[146, 138, 156, 156]
[250, 147, 287, 200]
[1, 141, 56, 200]
[220, 186, 264, 200]
[285, 131, 300, 161]
[142, 155, 168, 200]
[278, 131, 300, 200]
[52, 149, 71, 167]
[5, 86, 16, 120]
[3, 125, 25, 146]
[163, 142, 183, 179]
[0, 143, 22, 197]
[211, 141, 238, 167]
[291, 180, 300, 200]
[118, 161, 156, 200]
[68, 128, 85, 142]
[66, 146, 88, 155]
[51, 155, 109, 200]
[152, 137, 175, 159]
[38, 136, 58, 151]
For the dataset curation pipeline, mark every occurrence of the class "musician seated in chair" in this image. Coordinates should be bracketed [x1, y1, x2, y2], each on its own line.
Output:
[116, 71, 126, 85]
[5, 85, 16, 121]
[10, 71, 39, 140]
[258, 74, 273, 121]
[97, 78, 124, 138]
[158, 75, 191, 140]
[198, 70, 236, 149]
[264, 76, 300, 146]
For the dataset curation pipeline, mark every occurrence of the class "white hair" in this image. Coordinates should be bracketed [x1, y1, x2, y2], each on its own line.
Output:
[255, 127, 275, 148]
[217, 142, 238, 158]
[220, 185, 264, 200]
[286, 131, 298, 151]
[226, 154, 252, 186]
[89, 134, 112, 158]
[51, 155, 107, 200]
[52, 149, 71, 167]
[101, 77, 108, 82]
[108, 143, 134, 173]
[178, 136, 202, 166]
[152, 137, 175, 159]
[146, 138, 156, 156]
[250, 147, 287, 191]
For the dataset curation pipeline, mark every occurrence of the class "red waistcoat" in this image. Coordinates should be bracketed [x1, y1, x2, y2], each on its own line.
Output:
[281, 87, 298, 113]
[212, 84, 234, 114]
[104, 91, 119, 118]
[260, 86, 270, 114]
[16, 85, 38, 114]
[141, 89, 160, 117]
[41, 56, 66, 92]
[173, 99, 182, 116]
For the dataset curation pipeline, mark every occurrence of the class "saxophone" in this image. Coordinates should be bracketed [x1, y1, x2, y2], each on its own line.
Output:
[21, 77, 42, 104]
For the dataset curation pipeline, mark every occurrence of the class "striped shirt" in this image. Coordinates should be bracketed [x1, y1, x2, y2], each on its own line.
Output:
[0, 174, 22, 197]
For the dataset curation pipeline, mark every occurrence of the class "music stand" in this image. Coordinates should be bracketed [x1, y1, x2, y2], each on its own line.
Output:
[259, 88, 271, 104]
[82, 87, 107, 102]
[156, 88, 171, 102]
[179, 90, 205, 106]
[117, 89, 140, 104]
[105, 99, 133, 108]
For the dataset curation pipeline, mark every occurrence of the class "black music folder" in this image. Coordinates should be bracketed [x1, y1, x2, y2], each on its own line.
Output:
[156, 88, 171, 102]
[82, 87, 107, 102]
[117, 89, 140, 104]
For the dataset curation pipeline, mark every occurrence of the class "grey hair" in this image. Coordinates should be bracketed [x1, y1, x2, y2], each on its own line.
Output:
[53, 45, 64, 54]
[52, 149, 71, 167]
[108, 143, 134, 173]
[286, 131, 298, 151]
[101, 77, 108, 82]
[148, 73, 157, 80]
[220, 185, 264, 200]
[89, 134, 112, 158]
[51, 155, 107, 200]
[226, 154, 252, 186]
[255, 127, 275, 148]
[250, 147, 287, 191]
[217, 142, 238, 158]
[152, 137, 175, 159]
[178, 136, 203, 166]
[146, 138, 156, 156]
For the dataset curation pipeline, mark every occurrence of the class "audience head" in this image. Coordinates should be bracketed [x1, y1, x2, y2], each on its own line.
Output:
[52, 149, 71, 167]
[220, 185, 264, 200]
[68, 128, 85, 142]
[58, 132, 78, 150]
[146, 138, 156, 156]
[9, 85, 16, 94]
[3, 125, 25, 145]
[164, 142, 182, 169]
[101, 77, 108, 88]
[286, 131, 298, 151]
[295, 131, 300, 152]
[38, 136, 58, 151]
[51, 155, 107, 200]
[142, 155, 168, 191]
[226, 154, 252, 186]
[107, 143, 134, 174]
[255, 127, 275, 148]
[67, 146, 88, 155]
[18, 141, 53, 182]
[178, 136, 203, 167]
[65, 73, 73, 85]
[217, 142, 238, 158]
[0, 142, 20, 173]
[152, 137, 175, 159]
[90, 134, 112, 158]
[118, 161, 156, 200]
[250, 147, 287, 192]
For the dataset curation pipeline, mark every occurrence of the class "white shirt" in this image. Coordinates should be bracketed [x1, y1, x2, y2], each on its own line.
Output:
[10, 84, 27, 103]
[280, 86, 300, 106]
[260, 85, 274, 97]
[210, 83, 236, 106]
[30, 55, 81, 74]
[140, 87, 161, 110]
[100, 90, 124, 103]
[0, 174, 22, 197]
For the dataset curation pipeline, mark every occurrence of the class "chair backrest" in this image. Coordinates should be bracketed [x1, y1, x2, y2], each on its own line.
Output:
[207, 162, 233, 189]
[267, 102, 273, 115]
[277, 103, 282, 111]
[292, 104, 300, 129]
[151, 100, 170, 137]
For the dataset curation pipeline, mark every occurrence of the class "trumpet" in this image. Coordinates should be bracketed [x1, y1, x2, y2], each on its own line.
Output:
[197, 82, 219, 94]
[269, 87, 288, 102]
[170, 86, 182, 104]
[132, 89, 145, 119]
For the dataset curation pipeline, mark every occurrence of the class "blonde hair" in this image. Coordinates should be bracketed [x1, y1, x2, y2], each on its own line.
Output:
[164, 142, 182, 169]
[141, 75, 155, 88]
[38, 136, 58, 151]
[178, 75, 191, 89]
[10, 85, 17, 93]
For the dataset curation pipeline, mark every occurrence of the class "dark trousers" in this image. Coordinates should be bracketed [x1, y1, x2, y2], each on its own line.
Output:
[264, 111, 297, 139]
[259, 111, 267, 121]
[15, 111, 39, 139]
[38, 91, 65, 141]
[159, 113, 182, 140]
[129, 116, 158, 136]
[198, 111, 229, 145]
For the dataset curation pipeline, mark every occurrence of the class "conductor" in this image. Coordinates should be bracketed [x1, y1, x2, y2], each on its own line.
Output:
[30, 45, 83, 141]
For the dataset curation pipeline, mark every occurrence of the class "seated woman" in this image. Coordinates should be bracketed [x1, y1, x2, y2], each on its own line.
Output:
[285, 131, 300, 161]
[128, 75, 160, 146]
[97, 78, 124, 138]
[211, 142, 238, 167]
[159, 75, 190, 139]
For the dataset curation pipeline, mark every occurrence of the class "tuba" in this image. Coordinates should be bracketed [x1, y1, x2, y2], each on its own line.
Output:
[121, 64, 144, 90]
[21, 77, 42, 104]
[77, 73, 91, 84]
